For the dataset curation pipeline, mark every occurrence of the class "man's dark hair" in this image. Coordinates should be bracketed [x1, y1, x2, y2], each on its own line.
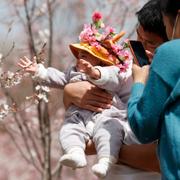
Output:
[136, 0, 168, 41]
[160, 0, 180, 19]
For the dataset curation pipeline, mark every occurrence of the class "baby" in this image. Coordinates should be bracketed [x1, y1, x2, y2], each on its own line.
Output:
[18, 12, 139, 178]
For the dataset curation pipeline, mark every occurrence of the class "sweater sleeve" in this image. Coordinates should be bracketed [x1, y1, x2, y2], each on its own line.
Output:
[128, 68, 170, 143]
[88, 65, 132, 92]
[33, 64, 69, 88]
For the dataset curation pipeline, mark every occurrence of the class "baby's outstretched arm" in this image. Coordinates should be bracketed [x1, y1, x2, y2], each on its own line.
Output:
[77, 59, 101, 80]
[18, 56, 37, 74]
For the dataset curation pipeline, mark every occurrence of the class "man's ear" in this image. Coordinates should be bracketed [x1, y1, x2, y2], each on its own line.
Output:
[173, 10, 180, 39]
[174, 19, 180, 38]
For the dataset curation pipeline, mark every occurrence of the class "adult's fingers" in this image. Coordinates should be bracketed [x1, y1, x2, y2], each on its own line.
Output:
[145, 50, 154, 63]
[85, 140, 96, 155]
[89, 87, 112, 100]
[82, 104, 104, 112]
[85, 93, 112, 105]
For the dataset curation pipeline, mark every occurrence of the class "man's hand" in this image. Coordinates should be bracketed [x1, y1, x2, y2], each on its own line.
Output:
[63, 81, 112, 112]
[85, 140, 160, 172]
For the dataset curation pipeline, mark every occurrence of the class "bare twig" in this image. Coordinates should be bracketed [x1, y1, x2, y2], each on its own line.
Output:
[3, 123, 32, 164]
[11, 2, 26, 27]
[43, 103, 52, 180]
[47, 0, 53, 67]
[1, 42, 15, 62]
[2, 89, 42, 173]
[24, 0, 37, 57]
[52, 162, 63, 180]
[19, 111, 44, 168]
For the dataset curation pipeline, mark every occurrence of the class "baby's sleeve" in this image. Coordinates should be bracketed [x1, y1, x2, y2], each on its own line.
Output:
[33, 63, 69, 89]
[87, 65, 132, 92]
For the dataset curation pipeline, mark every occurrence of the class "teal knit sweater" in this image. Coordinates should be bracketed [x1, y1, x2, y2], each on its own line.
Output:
[128, 39, 180, 180]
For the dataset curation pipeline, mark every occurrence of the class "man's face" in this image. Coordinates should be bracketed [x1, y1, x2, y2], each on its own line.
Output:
[136, 25, 164, 53]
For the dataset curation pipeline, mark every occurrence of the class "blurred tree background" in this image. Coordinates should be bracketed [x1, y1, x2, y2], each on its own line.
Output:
[0, 0, 147, 180]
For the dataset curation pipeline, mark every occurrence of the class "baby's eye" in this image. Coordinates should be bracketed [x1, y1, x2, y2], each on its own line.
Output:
[79, 55, 87, 59]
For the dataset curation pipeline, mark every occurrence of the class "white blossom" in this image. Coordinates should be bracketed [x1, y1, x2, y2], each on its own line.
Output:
[37, 93, 49, 103]
[0, 53, 3, 64]
[35, 85, 49, 92]
[31, 117, 39, 126]
[34, 3, 47, 17]
[25, 96, 32, 100]
[34, 85, 50, 103]
[0, 104, 10, 121]
[35, 85, 41, 91]
[40, 3, 47, 14]
[34, 99, 39, 105]
[0, 70, 23, 88]
[38, 29, 50, 43]
[41, 85, 50, 92]
[7, 71, 14, 78]
[30, 149, 37, 158]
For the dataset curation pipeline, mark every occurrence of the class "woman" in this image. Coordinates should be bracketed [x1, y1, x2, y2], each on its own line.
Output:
[128, 0, 180, 179]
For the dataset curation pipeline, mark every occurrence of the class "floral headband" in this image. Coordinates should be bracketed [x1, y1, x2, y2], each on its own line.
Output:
[70, 11, 132, 72]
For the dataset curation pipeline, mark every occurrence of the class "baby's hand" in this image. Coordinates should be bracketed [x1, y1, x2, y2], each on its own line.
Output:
[18, 56, 38, 74]
[77, 59, 101, 79]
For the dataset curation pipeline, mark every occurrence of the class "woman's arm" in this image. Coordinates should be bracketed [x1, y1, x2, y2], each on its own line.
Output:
[63, 81, 112, 112]
[85, 140, 160, 172]
[128, 67, 170, 143]
[119, 143, 160, 172]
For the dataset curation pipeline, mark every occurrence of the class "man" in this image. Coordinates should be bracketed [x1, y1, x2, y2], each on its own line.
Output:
[136, 0, 167, 58]
[63, 0, 167, 179]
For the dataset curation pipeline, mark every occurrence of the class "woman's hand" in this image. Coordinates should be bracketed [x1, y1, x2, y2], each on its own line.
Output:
[132, 64, 150, 84]
[145, 50, 154, 63]
[63, 81, 112, 112]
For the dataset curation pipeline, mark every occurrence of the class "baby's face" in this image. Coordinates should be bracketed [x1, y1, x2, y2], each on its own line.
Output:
[78, 51, 100, 66]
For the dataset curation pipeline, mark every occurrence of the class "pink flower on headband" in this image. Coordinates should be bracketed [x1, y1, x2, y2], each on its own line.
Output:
[105, 26, 115, 34]
[116, 62, 130, 72]
[78, 11, 132, 72]
[111, 44, 123, 55]
[79, 24, 97, 43]
[91, 42, 102, 50]
[92, 11, 102, 22]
